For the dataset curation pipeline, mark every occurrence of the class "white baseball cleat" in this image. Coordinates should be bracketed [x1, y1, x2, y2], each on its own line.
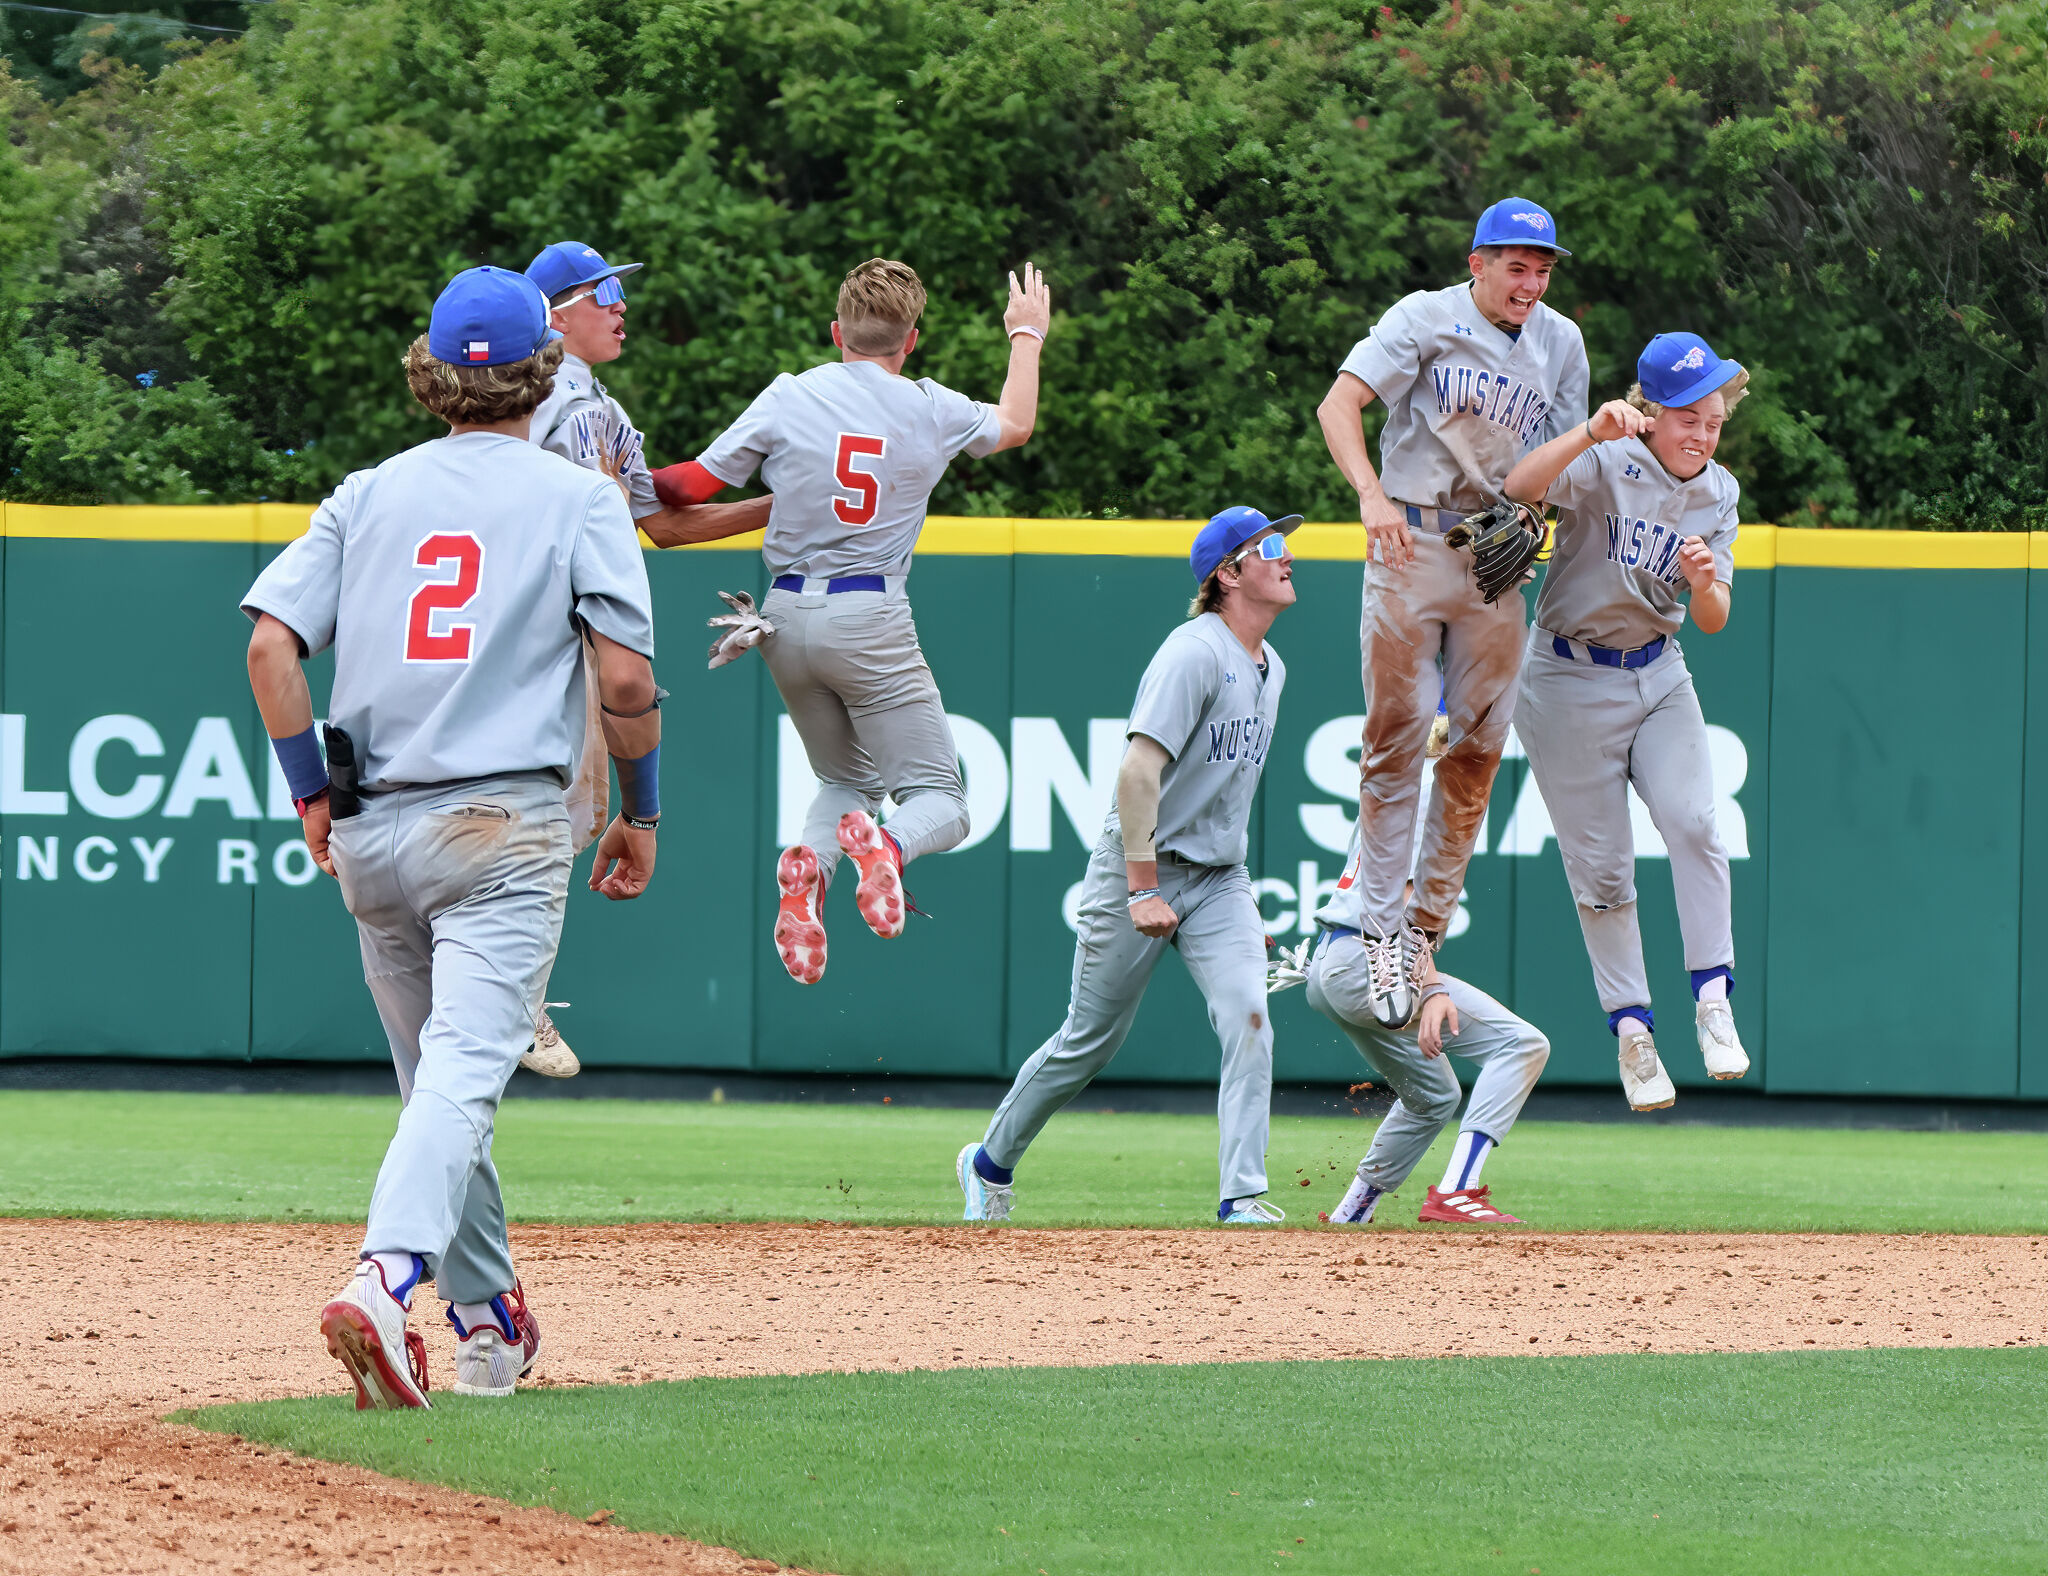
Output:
[1220, 1197, 1286, 1225]
[1363, 932, 1417, 1030]
[837, 811, 907, 939]
[1696, 1000, 1750, 1080]
[320, 1260, 430, 1411]
[520, 1004, 580, 1078]
[448, 1280, 543, 1397]
[1618, 1030, 1677, 1111]
[957, 1142, 1014, 1222]
[1323, 1174, 1381, 1225]
[774, 845, 828, 984]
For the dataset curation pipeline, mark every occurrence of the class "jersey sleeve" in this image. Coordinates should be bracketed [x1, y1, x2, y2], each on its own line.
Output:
[1547, 444, 1604, 510]
[1337, 296, 1424, 406]
[697, 378, 784, 488]
[924, 379, 1003, 460]
[1125, 636, 1220, 761]
[239, 475, 353, 655]
[570, 480, 656, 659]
[1705, 471, 1741, 582]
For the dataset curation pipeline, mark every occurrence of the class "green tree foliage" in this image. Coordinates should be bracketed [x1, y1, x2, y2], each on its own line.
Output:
[5, 0, 2046, 524]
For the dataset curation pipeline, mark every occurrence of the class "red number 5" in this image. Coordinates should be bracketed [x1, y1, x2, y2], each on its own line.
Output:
[832, 432, 886, 525]
[405, 532, 484, 663]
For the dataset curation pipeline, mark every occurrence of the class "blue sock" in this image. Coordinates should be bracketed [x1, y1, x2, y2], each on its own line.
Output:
[1607, 1005, 1654, 1036]
[972, 1146, 1013, 1186]
[1690, 966, 1734, 1000]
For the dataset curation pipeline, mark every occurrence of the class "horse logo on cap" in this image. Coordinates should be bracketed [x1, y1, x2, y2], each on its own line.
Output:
[1510, 211, 1550, 230]
[1671, 345, 1706, 371]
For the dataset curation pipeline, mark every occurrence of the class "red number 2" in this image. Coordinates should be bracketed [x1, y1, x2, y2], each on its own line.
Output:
[832, 432, 887, 525]
[405, 532, 484, 663]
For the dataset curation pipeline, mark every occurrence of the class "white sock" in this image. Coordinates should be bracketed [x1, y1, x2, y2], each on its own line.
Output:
[1698, 976, 1729, 1004]
[450, 1298, 510, 1339]
[1440, 1130, 1494, 1193]
[1616, 1014, 1650, 1039]
[367, 1252, 424, 1308]
[1333, 1175, 1381, 1224]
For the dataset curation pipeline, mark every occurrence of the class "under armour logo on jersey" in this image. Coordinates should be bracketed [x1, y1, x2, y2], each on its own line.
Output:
[1624, 463, 1643, 480]
[1452, 322, 1473, 336]
[1223, 671, 1238, 684]
[1509, 210, 1551, 231]
[1671, 345, 1706, 371]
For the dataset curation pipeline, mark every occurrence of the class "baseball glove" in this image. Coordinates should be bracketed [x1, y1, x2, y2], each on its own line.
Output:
[707, 589, 774, 669]
[1443, 500, 1548, 604]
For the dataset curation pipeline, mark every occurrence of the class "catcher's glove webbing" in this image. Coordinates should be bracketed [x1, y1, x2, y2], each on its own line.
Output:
[1443, 501, 1548, 604]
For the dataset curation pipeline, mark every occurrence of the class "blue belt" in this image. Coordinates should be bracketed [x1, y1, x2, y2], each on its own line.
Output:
[1553, 632, 1667, 670]
[1322, 924, 1362, 941]
[1401, 504, 1467, 534]
[772, 574, 886, 594]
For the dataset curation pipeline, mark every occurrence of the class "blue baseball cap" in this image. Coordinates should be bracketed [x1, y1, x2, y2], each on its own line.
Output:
[1471, 197, 1570, 256]
[1637, 332, 1744, 410]
[426, 267, 560, 368]
[1191, 505, 1304, 584]
[524, 241, 644, 302]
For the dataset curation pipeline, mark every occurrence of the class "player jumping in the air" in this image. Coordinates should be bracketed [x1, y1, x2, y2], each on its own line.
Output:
[680, 258, 1050, 984]
[515, 240, 770, 1076]
[1504, 332, 1749, 1111]
[243, 267, 662, 1407]
[1315, 198, 1588, 1029]
[959, 508, 1296, 1226]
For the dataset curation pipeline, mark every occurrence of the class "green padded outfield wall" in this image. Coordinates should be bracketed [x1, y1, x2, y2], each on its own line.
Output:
[1, 509, 2042, 1100]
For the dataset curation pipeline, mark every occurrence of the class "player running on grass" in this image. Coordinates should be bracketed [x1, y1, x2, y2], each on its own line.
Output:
[959, 508, 1296, 1227]
[1503, 332, 1750, 1111]
[678, 258, 1049, 984]
[1315, 198, 1588, 1031]
[243, 267, 661, 1408]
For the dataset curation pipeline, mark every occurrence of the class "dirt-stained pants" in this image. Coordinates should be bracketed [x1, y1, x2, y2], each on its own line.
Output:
[331, 773, 572, 1306]
[763, 582, 970, 887]
[1357, 534, 1526, 937]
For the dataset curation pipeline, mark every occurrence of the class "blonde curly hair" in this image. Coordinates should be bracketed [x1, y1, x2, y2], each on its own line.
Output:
[1626, 367, 1750, 419]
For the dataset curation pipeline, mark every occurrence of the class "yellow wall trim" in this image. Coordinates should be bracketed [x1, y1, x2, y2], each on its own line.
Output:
[0, 503, 2038, 570]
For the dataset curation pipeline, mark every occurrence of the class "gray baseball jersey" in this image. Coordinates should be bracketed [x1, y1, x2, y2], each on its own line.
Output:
[242, 431, 655, 791]
[1109, 613, 1286, 868]
[1536, 438, 1739, 649]
[527, 352, 663, 521]
[1339, 282, 1589, 512]
[699, 359, 1001, 577]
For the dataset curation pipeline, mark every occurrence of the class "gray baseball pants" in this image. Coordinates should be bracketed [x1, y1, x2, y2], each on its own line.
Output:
[1306, 934, 1548, 1193]
[1358, 532, 1525, 937]
[983, 837, 1274, 1202]
[330, 773, 573, 1305]
[1514, 629, 1734, 1015]
[763, 582, 969, 886]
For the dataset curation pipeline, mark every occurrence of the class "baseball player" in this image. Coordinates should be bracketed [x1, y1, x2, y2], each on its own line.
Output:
[687, 258, 1050, 984]
[242, 266, 661, 1408]
[958, 507, 1297, 1226]
[1315, 197, 1589, 1029]
[1503, 331, 1749, 1111]
[515, 241, 773, 1075]
[1308, 842, 1550, 1226]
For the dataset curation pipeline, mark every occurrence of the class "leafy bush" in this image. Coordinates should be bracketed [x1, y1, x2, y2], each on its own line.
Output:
[6, 0, 2046, 525]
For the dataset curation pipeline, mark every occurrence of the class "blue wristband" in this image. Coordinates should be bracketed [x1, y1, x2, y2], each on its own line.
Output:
[614, 743, 660, 821]
[270, 725, 327, 804]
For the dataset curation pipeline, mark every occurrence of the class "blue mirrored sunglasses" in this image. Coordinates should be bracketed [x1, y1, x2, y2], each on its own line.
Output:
[1226, 533, 1291, 568]
[559, 275, 625, 310]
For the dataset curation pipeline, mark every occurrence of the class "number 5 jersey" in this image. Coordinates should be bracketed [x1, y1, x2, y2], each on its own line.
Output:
[240, 431, 655, 791]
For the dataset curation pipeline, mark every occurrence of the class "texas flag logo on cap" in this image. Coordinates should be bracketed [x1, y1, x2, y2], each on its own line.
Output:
[464, 341, 490, 362]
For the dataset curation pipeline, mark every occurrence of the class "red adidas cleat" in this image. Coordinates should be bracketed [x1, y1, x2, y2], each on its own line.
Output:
[774, 845, 828, 984]
[837, 811, 906, 939]
[1417, 1185, 1524, 1225]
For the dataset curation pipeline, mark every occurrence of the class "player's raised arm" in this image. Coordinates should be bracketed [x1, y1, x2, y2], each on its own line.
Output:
[1503, 399, 1647, 505]
[989, 262, 1050, 452]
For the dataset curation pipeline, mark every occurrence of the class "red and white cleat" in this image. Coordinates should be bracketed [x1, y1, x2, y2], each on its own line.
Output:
[449, 1279, 543, 1397]
[837, 811, 906, 940]
[320, 1260, 431, 1410]
[774, 845, 828, 984]
[1417, 1185, 1524, 1225]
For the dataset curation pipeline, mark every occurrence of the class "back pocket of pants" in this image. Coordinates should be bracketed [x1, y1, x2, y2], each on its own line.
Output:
[443, 802, 513, 821]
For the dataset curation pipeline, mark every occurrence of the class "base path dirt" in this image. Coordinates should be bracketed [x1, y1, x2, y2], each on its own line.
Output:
[5, 1219, 2045, 1574]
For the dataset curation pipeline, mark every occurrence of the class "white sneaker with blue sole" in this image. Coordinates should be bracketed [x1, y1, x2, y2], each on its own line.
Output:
[956, 1142, 1014, 1222]
[1220, 1197, 1286, 1225]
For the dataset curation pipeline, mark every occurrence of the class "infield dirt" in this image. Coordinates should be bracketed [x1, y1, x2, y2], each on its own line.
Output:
[4, 1218, 2044, 1574]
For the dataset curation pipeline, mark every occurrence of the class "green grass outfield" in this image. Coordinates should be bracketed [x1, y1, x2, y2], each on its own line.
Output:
[5, 1089, 2046, 1231]
[185, 1348, 2048, 1576]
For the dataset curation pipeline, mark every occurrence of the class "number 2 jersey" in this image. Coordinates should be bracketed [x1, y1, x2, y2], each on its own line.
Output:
[240, 431, 655, 792]
[697, 359, 1001, 579]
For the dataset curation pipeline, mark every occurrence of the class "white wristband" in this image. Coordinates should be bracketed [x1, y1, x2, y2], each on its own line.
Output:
[1008, 325, 1046, 342]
